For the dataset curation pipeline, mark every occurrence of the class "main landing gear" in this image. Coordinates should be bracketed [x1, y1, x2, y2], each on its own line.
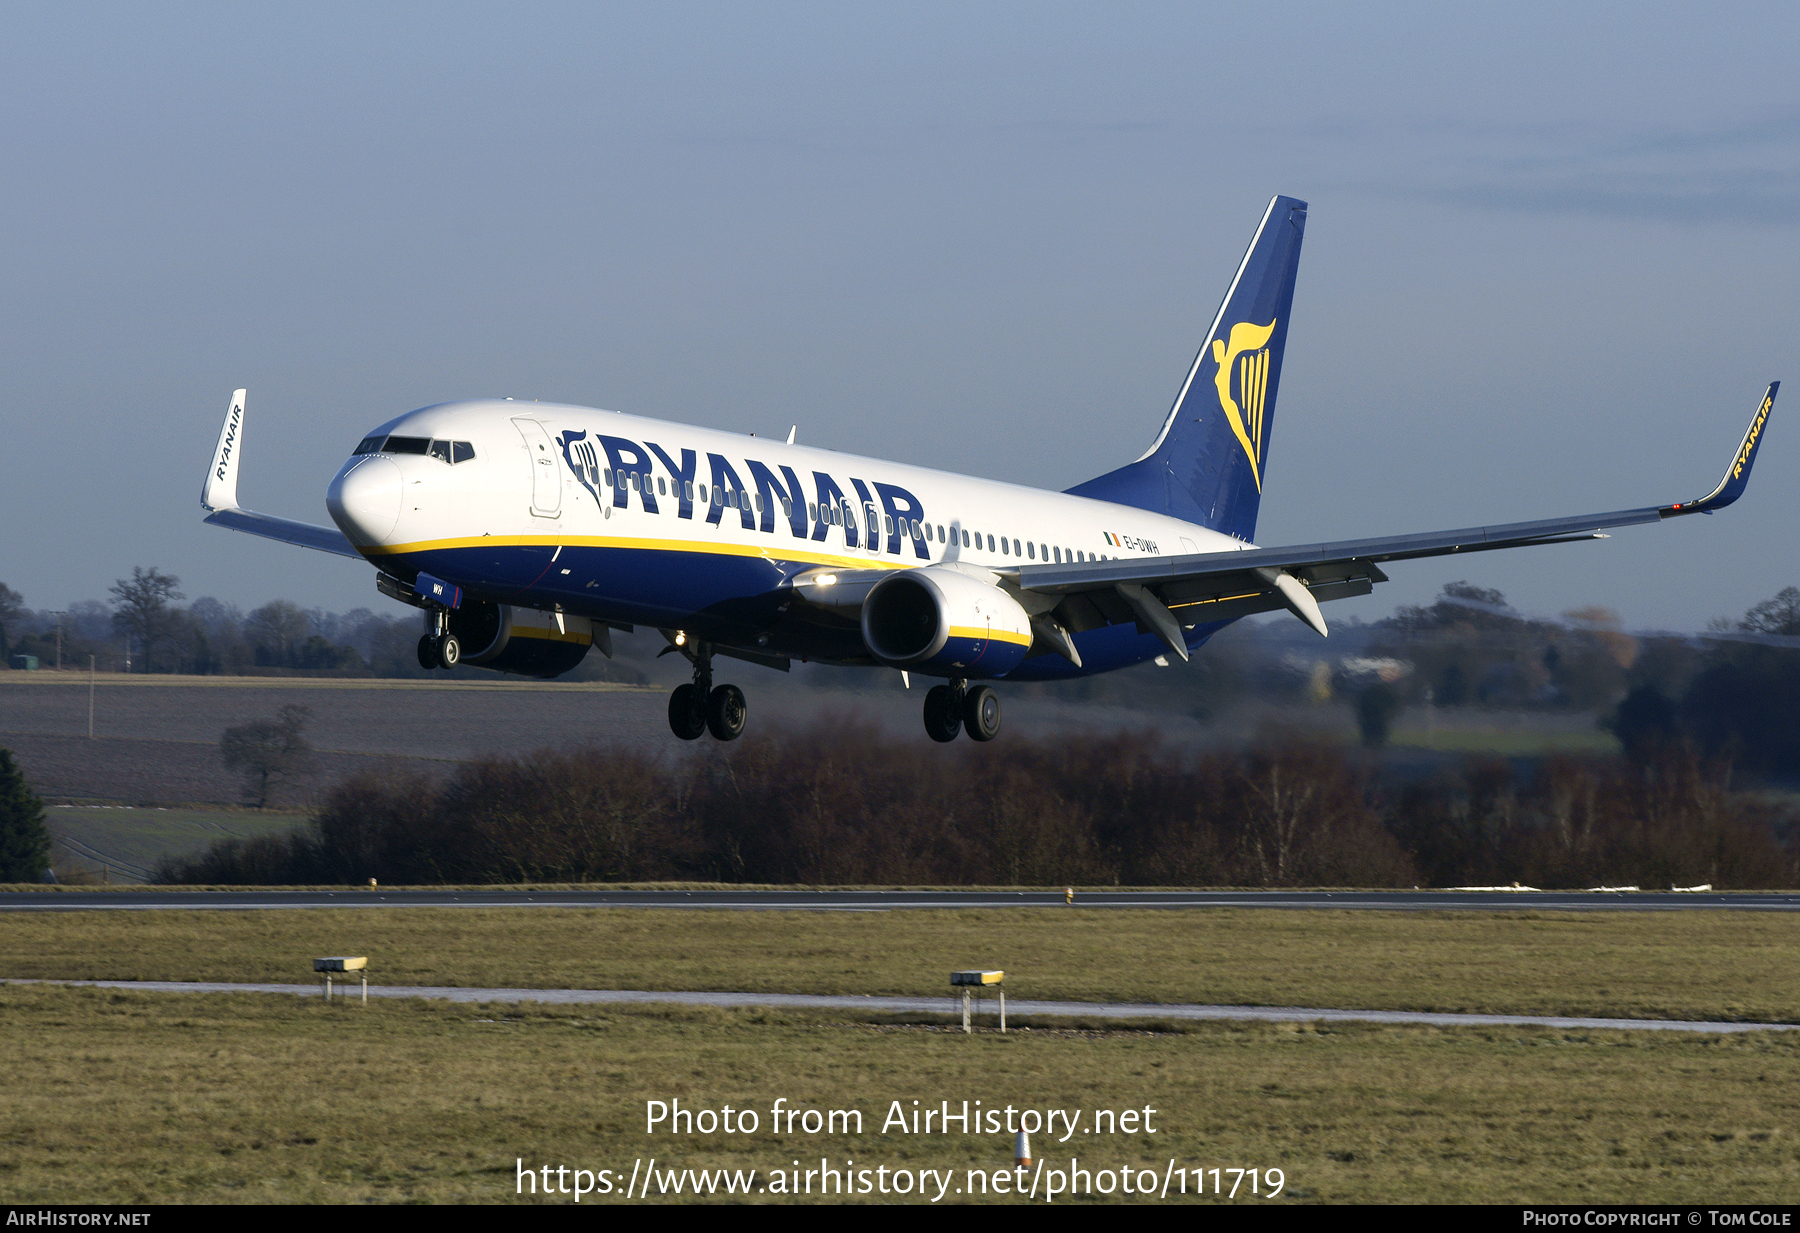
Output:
[416, 609, 461, 670]
[923, 679, 1001, 743]
[667, 642, 747, 742]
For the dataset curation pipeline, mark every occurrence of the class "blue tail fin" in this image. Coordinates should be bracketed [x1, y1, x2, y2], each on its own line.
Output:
[1066, 195, 1307, 542]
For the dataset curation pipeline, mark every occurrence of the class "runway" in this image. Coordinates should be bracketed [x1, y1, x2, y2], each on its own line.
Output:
[11, 978, 1793, 1035]
[5, 888, 1800, 911]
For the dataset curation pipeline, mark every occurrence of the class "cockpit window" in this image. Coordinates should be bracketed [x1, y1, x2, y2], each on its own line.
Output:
[351, 435, 475, 462]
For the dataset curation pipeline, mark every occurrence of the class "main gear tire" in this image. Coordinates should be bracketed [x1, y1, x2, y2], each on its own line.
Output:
[923, 685, 962, 743]
[963, 685, 1001, 742]
[668, 684, 707, 740]
[706, 684, 747, 742]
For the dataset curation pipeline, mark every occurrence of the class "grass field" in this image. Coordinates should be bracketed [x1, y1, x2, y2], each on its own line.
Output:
[3, 984, 1795, 1204]
[6, 907, 1800, 1204]
[5, 906, 1800, 1023]
[1, 673, 1629, 815]
[49, 806, 308, 881]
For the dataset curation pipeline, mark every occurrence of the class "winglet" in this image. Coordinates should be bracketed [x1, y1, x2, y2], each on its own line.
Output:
[197, 387, 362, 559]
[201, 388, 248, 512]
[1663, 382, 1777, 517]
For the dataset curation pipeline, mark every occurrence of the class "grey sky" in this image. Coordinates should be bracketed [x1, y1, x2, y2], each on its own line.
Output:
[3, 2, 1796, 632]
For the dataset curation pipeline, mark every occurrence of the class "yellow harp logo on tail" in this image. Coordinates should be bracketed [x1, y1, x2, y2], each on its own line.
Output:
[1210, 319, 1277, 491]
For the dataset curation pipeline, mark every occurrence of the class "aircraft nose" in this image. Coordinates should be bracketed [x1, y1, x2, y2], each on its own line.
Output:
[327, 456, 403, 545]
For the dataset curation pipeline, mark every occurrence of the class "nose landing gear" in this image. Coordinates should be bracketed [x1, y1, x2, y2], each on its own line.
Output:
[417, 609, 461, 671]
[666, 641, 747, 742]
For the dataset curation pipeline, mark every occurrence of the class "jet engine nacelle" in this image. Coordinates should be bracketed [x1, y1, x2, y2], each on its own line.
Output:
[444, 601, 592, 679]
[860, 566, 1032, 678]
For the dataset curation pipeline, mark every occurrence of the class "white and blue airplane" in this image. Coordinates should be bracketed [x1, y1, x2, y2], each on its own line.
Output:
[201, 195, 1778, 743]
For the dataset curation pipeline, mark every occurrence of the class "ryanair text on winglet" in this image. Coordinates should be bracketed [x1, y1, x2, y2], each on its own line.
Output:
[1735, 393, 1774, 479]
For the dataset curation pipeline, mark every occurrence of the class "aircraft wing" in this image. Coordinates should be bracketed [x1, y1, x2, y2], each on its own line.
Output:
[200, 389, 362, 560]
[1013, 383, 1778, 661]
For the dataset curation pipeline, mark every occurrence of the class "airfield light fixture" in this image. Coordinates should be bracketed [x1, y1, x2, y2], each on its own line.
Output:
[315, 956, 369, 1005]
[951, 970, 1005, 1033]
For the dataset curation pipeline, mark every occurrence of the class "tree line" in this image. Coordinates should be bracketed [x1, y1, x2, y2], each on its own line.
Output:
[156, 726, 1797, 889]
[8, 567, 1800, 776]
[0, 569, 650, 682]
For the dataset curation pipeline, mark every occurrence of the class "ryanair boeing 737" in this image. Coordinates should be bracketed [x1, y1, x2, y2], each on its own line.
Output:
[200, 196, 1778, 743]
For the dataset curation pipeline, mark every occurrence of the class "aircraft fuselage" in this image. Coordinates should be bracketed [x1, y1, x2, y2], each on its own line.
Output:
[326, 399, 1246, 680]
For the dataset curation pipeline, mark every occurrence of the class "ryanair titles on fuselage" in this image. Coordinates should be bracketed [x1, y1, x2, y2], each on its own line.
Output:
[546, 422, 1170, 564]
[558, 428, 935, 558]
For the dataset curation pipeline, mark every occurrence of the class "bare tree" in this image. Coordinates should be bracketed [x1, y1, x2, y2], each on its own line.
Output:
[245, 600, 309, 667]
[220, 705, 313, 807]
[109, 567, 184, 673]
[1739, 587, 1800, 637]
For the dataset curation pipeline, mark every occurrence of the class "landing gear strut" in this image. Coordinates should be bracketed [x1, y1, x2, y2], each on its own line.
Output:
[666, 642, 747, 742]
[921, 679, 1001, 742]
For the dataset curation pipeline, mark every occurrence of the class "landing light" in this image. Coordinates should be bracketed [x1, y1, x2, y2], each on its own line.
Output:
[674, 631, 686, 646]
[813, 574, 838, 587]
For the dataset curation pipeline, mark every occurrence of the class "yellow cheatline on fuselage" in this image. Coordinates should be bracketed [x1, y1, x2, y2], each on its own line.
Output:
[1209, 318, 1277, 491]
[356, 532, 918, 576]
